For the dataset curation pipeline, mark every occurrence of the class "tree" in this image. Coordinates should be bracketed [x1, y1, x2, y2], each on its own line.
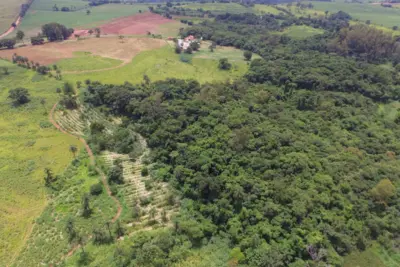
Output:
[42, 23, 73, 41]
[88, 29, 94, 35]
[63, 82, 75, 95]
[31, 36, 44, 45]
[119, 35, 124, 42]
[185, 47, 193, 54]
[371, 178, 396, 205]
[65, 217, 76, 242]
[190, 41, 200, 51]
[81, 193, 92, 217]
[16, 30, 25, 43]
[175, 45, 182, 54]
[69, 145, 78, 158]
[218, 58, 232, 70]
[87, 9, 91, 15]
[44, 168, 55, 187]
[76, 81, 82, 89]
[94, 28, 101, 38]
[244, 51, 253, 61]
[8, 88, 30, 105]
[108, 163, 124, 184]
[40, 98, 47, 113]
[115, 220, 125, 237]
[90, 183, 103, 195]
[105, 221, 112, 239]
[56, 87, 62, 95]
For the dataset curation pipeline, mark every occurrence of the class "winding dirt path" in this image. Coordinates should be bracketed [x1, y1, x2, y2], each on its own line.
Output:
[49, 102, 122, 262]
[0, 16, 21, 39]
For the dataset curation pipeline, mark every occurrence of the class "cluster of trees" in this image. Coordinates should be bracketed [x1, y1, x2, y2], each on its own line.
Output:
[0, 39, 16, 49]
[41, 23, 74, 41]
[82, 75, 400, 266]
[19, 0, 34, 18]
[11, 53, 52, 75]
[328, 24, 400, 63]
[52, 4, 79, 12]
[8, 87, 30, 106]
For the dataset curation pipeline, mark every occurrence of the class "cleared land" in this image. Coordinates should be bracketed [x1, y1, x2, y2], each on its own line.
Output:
[63, 45, 249, 85]
[0, 60, 81, 266]
[0, 37, 166, 65]
[56, 52, 123, 72]
[96, 12, 176, 36]
[16, 3, 150, 37]
[283, 25, 325, 39]
[0, 0, 25, 34]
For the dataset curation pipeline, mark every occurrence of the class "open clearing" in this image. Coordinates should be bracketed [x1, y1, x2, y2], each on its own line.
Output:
[0, 0, 25, 34]
[0, 60, 81, 266]
[283, 25, 325, 39]
[63, 45, 249, 85]
[0, 37, 166, 65]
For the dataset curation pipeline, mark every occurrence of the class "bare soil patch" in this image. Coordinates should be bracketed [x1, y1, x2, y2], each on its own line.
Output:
[0, 37, 166, 65]
[96, 12, 175, 35]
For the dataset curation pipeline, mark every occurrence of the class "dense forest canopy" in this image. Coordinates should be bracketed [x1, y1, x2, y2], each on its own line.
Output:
[74, 6, 400, 267]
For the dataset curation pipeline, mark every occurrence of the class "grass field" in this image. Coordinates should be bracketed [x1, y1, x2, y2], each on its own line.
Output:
[304, 0, 400, 28]
[283, 25, 325, 39]
[196, 42, 261, 61]
[57, 52, 123, 72]
[0, 0, 26, 34]
[63, 45, 249, 85]
[182, 2, 252, 14]
[344, 243, 400, 267]
[17, 3, 150, 37]
[253, 4, 282, 15]
[0, 60, 81, 266]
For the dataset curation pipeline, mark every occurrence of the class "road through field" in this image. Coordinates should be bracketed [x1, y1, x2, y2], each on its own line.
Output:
[0, 16, 21, 38]
[49, 102, 122, 262]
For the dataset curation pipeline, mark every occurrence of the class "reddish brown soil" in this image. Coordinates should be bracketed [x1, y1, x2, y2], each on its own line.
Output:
[97, 12, 175, 35]
[0, 37, 166, 65]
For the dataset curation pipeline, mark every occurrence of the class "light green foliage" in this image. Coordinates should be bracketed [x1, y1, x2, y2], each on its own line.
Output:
[0, 60, 81, 266]
[64, 46, 248, 84]
[183, 3, 251, 14]
[56, 52, 123, 72]
[283, 25, 325, 39]
[14, 155, 117, 266]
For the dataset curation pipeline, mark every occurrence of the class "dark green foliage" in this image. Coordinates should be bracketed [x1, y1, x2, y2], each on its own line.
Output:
[84, 77, 400, 266]
[65, 217, 76, 242]
[0, 39, 16, 49]
[30, 37, 44, 46]
[189, 41, 200, 51]
[8, 87, 30, 105]
[243, 50, 252, 61]
[141, 167, 149, 177]
[92, 228, 112, 245]
[108, 161, 124, 184]
[90, 182, 103, 195]
[218, 58, 231, 70]
[81, 193, 91, 217]
[41, 23, 74, 41]
[44, 168, 56, 187]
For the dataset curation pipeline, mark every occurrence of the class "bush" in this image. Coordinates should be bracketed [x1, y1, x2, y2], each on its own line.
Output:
[141, 167, 149, 176]
[90, 183, 103, 195]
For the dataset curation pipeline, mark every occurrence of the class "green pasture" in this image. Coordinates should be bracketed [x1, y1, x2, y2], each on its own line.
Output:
[253, 4, 282, 15]
[17, 3, 150, 37]
[0, 60, 81, 266]
[13, 155, 118, 267]
[344, 243, 400, 267]
[182, 2, 252, 14]
[305, 1, 400, 28]
[57, 52, 123, 72]
[283, 25, 325, 39]
[64, 45, 249, 85]
[196, 43, 261, 61]
[30, 0, 88, 11]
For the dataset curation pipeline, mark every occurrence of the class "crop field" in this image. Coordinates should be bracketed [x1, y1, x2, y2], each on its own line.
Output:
[304, 0, 400, 28]
[63, 45, 249, 85]
[0, 60, 81, 266]
[0, 0, 26, 34]
[283, 25, 325, 39]
[17, 3, 150, 37]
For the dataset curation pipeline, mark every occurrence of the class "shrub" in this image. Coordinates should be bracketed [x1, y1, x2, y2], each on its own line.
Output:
[90, 183, 103, 195]
[141, 167, 149, 176]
